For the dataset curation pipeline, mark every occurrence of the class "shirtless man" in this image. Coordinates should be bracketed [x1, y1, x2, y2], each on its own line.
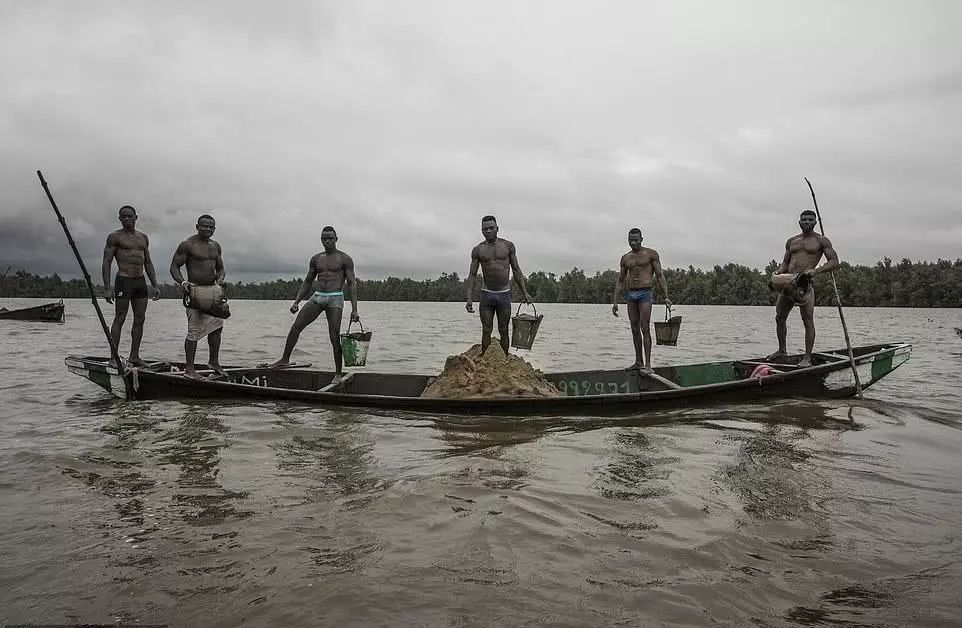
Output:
[169, 214, 227, 378]
[269, 226, 359, 378]
[768, 210, 839, 367]
[101, 205, 160, 367]
[465, 215, 533, 355]
[611, 228, 670, 371]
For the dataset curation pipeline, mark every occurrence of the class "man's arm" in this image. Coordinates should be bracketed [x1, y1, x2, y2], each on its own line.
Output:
[465, 246, 480, 313]
[612, 256, 627, 316]
[214, 242, 225, 284]
[102, 234, 117, 303]
[344, 254, 359, 321]
[507, 242, 531, 302]
[652, 251, 670, 305]
[777, 239, 792, 274]
[143, 235, 160, 299]
[290, 258, 317, 311]
[810, 236, 839, 276]
[170, 241, 189, 288]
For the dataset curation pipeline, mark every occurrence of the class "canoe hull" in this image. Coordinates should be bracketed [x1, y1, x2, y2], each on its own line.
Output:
[0, 300, 65, 322]
[65, 343, 911, 415]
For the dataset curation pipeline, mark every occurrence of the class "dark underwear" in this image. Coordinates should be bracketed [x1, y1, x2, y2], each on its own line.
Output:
[626, 288, 653, 303]
[480, 289, 512, 311]
[115, 275, 149, 300]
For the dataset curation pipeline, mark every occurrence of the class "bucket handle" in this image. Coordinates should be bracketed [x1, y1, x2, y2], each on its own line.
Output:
[345, 319, 365, 334]
[664, 303, 674, 321]
[515, 301, 538, 318]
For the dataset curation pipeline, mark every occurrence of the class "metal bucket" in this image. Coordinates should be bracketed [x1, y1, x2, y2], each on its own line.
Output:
[511, 302, 543, 350]
[653, 304, 681, 346]
[340, 321, 373, 367]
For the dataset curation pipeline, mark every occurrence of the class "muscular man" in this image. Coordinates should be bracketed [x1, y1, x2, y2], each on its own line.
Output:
[269, 226, 359, 378]
[102, 205, 160, 367]
[465, 215, 533, 355]
[768, 209, 839, 367]
[611, 228, 670, 371]
[170, 214, 227, 378]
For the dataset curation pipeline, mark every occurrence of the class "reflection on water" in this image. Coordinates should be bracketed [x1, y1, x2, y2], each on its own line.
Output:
[784, 570, 949, 627]
[593, 430, 677, 502]
[271, 410, 388, 577]
[273, 411, 386, 507]
[429, 417, 561, 459]
[722, 422, 828, 521]
[156, 405, 253, 526]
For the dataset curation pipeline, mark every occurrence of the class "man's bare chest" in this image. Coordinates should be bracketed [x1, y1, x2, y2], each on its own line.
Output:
[478, 243, 509, 264]
[625, 253, 653, 270]
[188, 242, 219, 261]
[115, 232, 146, 251]
[789, 237, 822, 256]
[315, 255, 344, 274]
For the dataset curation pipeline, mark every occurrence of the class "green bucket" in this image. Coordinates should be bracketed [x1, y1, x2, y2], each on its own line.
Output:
[340, 321, 373, 367]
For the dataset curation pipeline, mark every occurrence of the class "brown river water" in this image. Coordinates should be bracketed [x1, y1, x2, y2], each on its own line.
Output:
[1, 299, 960, 627]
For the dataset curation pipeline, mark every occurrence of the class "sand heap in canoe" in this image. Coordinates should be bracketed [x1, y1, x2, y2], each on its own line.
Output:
[420, 343, 562, 399]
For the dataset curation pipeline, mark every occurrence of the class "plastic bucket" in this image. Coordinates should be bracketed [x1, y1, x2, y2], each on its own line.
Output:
[653, 304, 681, 346]
[511, 302, 543, 350]
[340, 321, 373, 367]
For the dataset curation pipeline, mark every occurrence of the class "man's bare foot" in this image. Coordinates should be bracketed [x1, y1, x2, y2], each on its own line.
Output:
[765, 350, 788, 362]
[209, 363, 228, 377]
[330, 373, 344, 384]
[640, 365, 654, 373]
[266, 359, 291, 370]
[798, 357, 812, 368]
[183, 368, 205, 380]
[624, 363, 642, 371]
[128, 356, 148, 368]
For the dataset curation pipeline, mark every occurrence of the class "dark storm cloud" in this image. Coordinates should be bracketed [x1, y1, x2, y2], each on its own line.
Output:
[2, 1, 961, 284]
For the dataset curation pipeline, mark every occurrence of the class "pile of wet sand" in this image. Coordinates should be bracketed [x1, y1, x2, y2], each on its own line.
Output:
[420, 343, 562, 399]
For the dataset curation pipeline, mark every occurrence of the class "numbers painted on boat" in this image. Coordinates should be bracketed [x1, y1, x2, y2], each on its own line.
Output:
[556, 380, 630, 395]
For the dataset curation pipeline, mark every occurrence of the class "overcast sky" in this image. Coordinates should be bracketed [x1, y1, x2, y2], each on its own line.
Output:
[2, 0, 960, 282]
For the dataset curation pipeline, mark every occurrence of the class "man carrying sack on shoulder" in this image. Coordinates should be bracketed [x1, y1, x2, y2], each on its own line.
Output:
[170, 214, 229, 379]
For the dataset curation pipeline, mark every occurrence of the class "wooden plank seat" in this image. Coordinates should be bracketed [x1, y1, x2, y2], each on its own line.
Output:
[318, 372, 354, 392]
[644, 371, 682, 389]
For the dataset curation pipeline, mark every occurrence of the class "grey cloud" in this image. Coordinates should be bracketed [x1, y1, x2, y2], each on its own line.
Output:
[3, 2, 961, 285]
[837, 70, 962, 109]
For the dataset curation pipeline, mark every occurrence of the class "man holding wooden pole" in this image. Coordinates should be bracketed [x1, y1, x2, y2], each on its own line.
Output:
[768, 209, 840, 367]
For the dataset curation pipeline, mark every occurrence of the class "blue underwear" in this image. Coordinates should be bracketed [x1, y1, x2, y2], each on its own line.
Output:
[626, 289, 653, 304]
[480, 289, 512, 311]
[309, 291, 344, 309]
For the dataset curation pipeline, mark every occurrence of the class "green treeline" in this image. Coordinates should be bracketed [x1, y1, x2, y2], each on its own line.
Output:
[2, 257, 962, 307]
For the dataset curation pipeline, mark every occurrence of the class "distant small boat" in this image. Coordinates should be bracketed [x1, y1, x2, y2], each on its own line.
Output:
[955, 327, 962, 339]
[0, 299, 65, 322]
[66, 343, 911, 413]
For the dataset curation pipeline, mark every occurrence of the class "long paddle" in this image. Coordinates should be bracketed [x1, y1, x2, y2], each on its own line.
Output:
[37, 170, 131, 399]
[805, 177, 863, 399]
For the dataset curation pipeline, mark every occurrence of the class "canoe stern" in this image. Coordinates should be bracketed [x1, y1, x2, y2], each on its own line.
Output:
[822, 343, 912, 394]
[65, 355, 127, 399]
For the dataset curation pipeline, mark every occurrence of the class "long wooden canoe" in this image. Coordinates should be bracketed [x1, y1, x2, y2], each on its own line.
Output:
[65, 343, 910, 415]
[0, 299, 65, 322]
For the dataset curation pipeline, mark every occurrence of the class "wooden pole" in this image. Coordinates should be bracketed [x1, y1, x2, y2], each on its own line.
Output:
[37, 170, 131, 399]
[805, 177, 863, 399]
